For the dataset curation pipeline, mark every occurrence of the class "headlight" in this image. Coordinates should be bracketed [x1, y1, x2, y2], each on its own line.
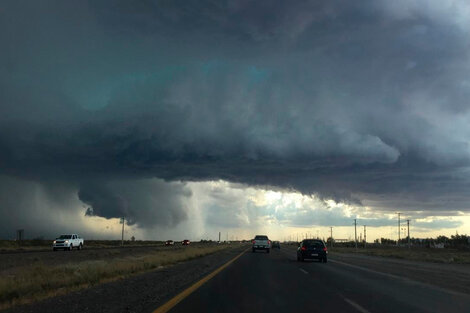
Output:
[53, 240, 56, 244]
[65, 240, 69, 243]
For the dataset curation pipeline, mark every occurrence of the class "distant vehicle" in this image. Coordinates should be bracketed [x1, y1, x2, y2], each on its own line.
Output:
[272, 241, 280, 249]
[252, 235, 271, 253]
[165, 240, 174, 246]
[53, 234, 83, 251]
[297, 239, 327, 262]
[182, 239, 190, 245]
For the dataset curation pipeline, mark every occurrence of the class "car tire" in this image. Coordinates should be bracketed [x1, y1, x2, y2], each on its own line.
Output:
[252, 248, 255, 253]
[78, 244, 82, 250]
[266, 249, 270, 254]
[323, 257, 328, 263]
[69, 244, 73, 251]
[300, 256, 304, 262]
[297, 255, 300, 262]
[53, 248, 57, 251]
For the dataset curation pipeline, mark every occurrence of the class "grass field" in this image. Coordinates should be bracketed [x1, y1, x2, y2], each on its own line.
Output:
[0, 244, 237, 310]
[0, 239, 167, 252]
[330, 246, 470, 264]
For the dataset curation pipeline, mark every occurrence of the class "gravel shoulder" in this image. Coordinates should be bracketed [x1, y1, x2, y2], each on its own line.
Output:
[2, 245, 248, 313]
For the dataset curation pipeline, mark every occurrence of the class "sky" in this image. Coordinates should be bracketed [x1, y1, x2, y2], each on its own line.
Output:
[1, 1, 470, 241]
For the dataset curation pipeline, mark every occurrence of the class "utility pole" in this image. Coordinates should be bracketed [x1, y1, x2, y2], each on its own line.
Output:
[330, 227, 333, 247]
[363, 225, 367, 248]
[218, 232, 221, 243]
[397, 212, 401, 246]
[354, 219, 358, 250]
[120, 217, 125, 246]
[407, 219, 410, 249]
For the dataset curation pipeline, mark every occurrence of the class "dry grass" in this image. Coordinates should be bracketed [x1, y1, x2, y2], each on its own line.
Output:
[330, 246, 470, 264]
[0, 240, 166, 251]
[0, 245, 232, 310]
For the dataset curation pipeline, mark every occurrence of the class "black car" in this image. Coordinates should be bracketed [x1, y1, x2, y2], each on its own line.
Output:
[272, 241, 281, 249]
[297, 239, 328, 262]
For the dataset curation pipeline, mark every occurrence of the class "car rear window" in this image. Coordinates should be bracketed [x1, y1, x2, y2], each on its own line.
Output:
[255, 235, 268, 240]
[303, 240, 324, 248]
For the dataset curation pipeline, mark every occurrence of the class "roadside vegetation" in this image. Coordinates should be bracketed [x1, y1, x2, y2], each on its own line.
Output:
[0, 239, 167, 252]
[0, 243, 239, 310]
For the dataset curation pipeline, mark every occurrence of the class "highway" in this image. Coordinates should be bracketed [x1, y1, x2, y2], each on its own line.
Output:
[4, 245, 470, 313]
[158, 247, 470, 313]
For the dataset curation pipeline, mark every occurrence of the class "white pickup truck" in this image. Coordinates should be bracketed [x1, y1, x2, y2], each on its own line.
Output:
[52, 234, 84, 251]
[252, 235, 271, 253]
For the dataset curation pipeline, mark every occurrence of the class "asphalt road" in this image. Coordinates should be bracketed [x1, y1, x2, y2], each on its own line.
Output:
[162, 247, 470, 313]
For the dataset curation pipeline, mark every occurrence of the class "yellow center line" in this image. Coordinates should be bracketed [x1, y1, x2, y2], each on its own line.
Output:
[152, 247, 249, 313]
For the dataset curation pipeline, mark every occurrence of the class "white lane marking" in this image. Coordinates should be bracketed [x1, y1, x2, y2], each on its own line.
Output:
[343, 298, 371, 313]
[330, 259, 405, 280]
[299, 268, 308, 274]
[330, 259, 470, 299]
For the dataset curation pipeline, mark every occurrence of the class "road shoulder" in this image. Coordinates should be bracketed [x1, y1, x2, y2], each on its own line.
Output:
[3, 245, 248, 313]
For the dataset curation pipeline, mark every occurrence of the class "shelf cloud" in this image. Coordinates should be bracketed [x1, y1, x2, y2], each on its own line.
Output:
[1, 1, 470, 236]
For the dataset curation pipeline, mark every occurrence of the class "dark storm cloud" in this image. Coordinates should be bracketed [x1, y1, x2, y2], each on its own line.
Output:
[78, 179, 191, 227]
[1, 0, 470, 232]
[0, 175, 80, 239]
[0, 174, 191, 239]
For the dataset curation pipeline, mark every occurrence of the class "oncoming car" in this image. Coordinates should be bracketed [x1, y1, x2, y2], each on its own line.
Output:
[165, 240, 174, 246]
[297, 239, 327, 263]
[182, 239, 190, 245]
[52, 234, 83, 251]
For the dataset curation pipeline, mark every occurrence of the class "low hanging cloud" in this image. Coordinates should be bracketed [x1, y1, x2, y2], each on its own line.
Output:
[78, 179, 192, 228]
[0, 175, 192, 238]
[1, 1, 470, 235]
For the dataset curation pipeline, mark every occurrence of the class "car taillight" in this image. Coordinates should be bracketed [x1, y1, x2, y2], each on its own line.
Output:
[301, 246, 306, 251]
[252, 240, 255, 244]
[323, 247, 327, 251]
[268, 240, 271, 244]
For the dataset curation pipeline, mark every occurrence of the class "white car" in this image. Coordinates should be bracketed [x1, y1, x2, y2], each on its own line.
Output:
[53, 234, 84, 251]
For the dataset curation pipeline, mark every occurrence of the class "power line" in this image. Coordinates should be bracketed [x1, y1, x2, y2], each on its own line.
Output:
[120, 217, 125, 246]
[363, 225, 367, 248]
[396, 212, 401, 246]
[354, 219, 357, 250]
[407, 219, 410, 249]
[330, 227, 333, 247]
